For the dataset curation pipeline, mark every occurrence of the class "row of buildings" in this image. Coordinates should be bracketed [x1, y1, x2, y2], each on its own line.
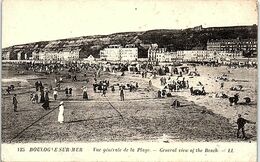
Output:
[147, 38, 257, 63]
[207, 38, 257, 55]
[2, 38, 257, 64]
[147, 45, 243, 63]
[2, 47, 84, 62]
[99, 38, 257, 63]
[32, 48, 81, 61]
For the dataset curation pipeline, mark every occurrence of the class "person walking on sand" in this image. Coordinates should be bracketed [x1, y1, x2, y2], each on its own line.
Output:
[120, 88, 124, 101]
[58, 101, 64, 123]
[13, 94, 18, 112]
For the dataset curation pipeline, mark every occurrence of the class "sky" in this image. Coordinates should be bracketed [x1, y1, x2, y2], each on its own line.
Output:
[2, 0, 258, 48]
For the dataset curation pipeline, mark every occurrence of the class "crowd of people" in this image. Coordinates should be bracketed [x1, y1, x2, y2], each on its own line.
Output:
[8, 61, 139, 111]
[5, 61, 256, 140]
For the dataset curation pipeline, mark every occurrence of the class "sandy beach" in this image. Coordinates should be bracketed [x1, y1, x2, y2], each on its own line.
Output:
[1, 64, 257, 143]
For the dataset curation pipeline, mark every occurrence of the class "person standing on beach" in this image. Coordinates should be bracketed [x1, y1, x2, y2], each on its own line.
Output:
[65, 87, 69, 97]
[237, 114, 255, 139]
[120, 88, 124, 101]
[53, 89, 58, 100]
[220, 82, 224, 89]
[101, 88, 106, 97]
[42, 91, 50, 110]
[83, 86, 88, 100]
[45, 90, 49, 101]
[40, 89, 45, 103]
[35, 81, 39, 91]
[111, 85, 115, 92]
[160, 77, 163, 85]
[149, 80, 152, 87]
[58, 101, 64, 123]
[69, 88, 72, 96]
[13, 94, 18, 112]
[93, 84, 97, 93]
[158, 90, 161, 98]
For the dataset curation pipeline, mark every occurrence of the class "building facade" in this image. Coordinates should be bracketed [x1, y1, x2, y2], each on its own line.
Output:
[100, 45, 122, 61]
[58, 48, 80, 61]
[2, 49, 11, 60]
[121, 49, 138, 61]
[207, 38, 257, 56]
[163, 52, 176, 62]
[148, 44, 158, 62]
[100, 44, 138, 61]
[155, 48, 167, 62]
[207, 42, 221, 51]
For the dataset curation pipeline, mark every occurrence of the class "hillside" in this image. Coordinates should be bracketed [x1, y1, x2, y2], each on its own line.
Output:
[3, 25, 257, 59]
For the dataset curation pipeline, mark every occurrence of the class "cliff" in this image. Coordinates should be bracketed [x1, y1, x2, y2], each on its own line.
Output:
[2, 25, 257, 59]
